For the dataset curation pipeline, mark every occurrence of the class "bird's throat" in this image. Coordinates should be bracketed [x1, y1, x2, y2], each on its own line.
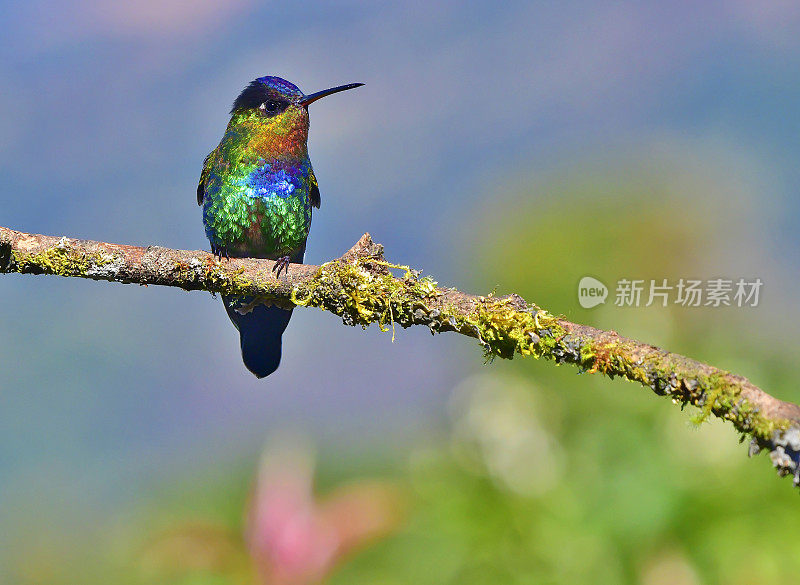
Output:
[229, 107, 310, 161]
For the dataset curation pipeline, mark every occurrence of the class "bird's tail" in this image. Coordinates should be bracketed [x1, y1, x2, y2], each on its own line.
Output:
[223, 296, 293, 378]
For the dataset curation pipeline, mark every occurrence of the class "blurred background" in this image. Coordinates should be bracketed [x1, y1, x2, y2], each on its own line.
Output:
[2, 1, 800, 583]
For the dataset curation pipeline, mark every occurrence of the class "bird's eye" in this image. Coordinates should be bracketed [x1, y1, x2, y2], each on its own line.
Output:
[259, 100, 282, 114]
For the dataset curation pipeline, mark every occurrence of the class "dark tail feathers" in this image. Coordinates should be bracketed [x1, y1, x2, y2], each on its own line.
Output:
[223, 296, 293, 378]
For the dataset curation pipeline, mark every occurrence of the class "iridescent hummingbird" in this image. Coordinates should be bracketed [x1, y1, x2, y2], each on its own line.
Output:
[198, 76, 363, 378]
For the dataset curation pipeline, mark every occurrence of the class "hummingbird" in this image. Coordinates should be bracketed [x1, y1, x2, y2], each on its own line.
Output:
[198, 76, 363, 378]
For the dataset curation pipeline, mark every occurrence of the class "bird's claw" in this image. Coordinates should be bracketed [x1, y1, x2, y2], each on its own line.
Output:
[210, 243, 229, 261]
[272, 255, 291, 277]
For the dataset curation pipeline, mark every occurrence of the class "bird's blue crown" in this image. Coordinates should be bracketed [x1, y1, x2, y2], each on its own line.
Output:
[231, 76, 304, 113]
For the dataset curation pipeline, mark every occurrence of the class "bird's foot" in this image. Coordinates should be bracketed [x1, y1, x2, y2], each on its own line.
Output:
[210, 243, 229, 261]
[272, 255, 291, 277]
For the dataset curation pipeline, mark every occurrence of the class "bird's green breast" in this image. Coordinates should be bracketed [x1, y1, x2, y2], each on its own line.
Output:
[201, 117, 315, 259]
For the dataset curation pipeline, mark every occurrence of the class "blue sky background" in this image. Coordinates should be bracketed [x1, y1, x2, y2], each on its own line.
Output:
[2, 0, 800, 567]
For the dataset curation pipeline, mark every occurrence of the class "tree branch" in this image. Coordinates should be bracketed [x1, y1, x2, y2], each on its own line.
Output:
[2, 225, 799, 487]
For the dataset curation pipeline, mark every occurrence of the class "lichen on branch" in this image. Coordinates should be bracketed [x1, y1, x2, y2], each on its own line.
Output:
[2, 224, 799, 489]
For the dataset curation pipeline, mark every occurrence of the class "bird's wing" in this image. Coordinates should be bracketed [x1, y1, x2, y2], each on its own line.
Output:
[197, 153, 213, 206]
[309, 167, 321, 209]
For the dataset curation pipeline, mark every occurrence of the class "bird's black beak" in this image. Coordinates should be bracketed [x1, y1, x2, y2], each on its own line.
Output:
[300, 83, 364, 107]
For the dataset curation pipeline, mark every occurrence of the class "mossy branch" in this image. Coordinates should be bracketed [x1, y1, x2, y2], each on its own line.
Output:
[2, 224, 800, 488]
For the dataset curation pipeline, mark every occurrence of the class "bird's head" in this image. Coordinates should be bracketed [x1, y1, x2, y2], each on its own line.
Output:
[229, 76, 363, 158]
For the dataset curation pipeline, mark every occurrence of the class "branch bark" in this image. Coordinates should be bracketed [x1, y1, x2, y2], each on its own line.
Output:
[2, 225, 799, 487]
